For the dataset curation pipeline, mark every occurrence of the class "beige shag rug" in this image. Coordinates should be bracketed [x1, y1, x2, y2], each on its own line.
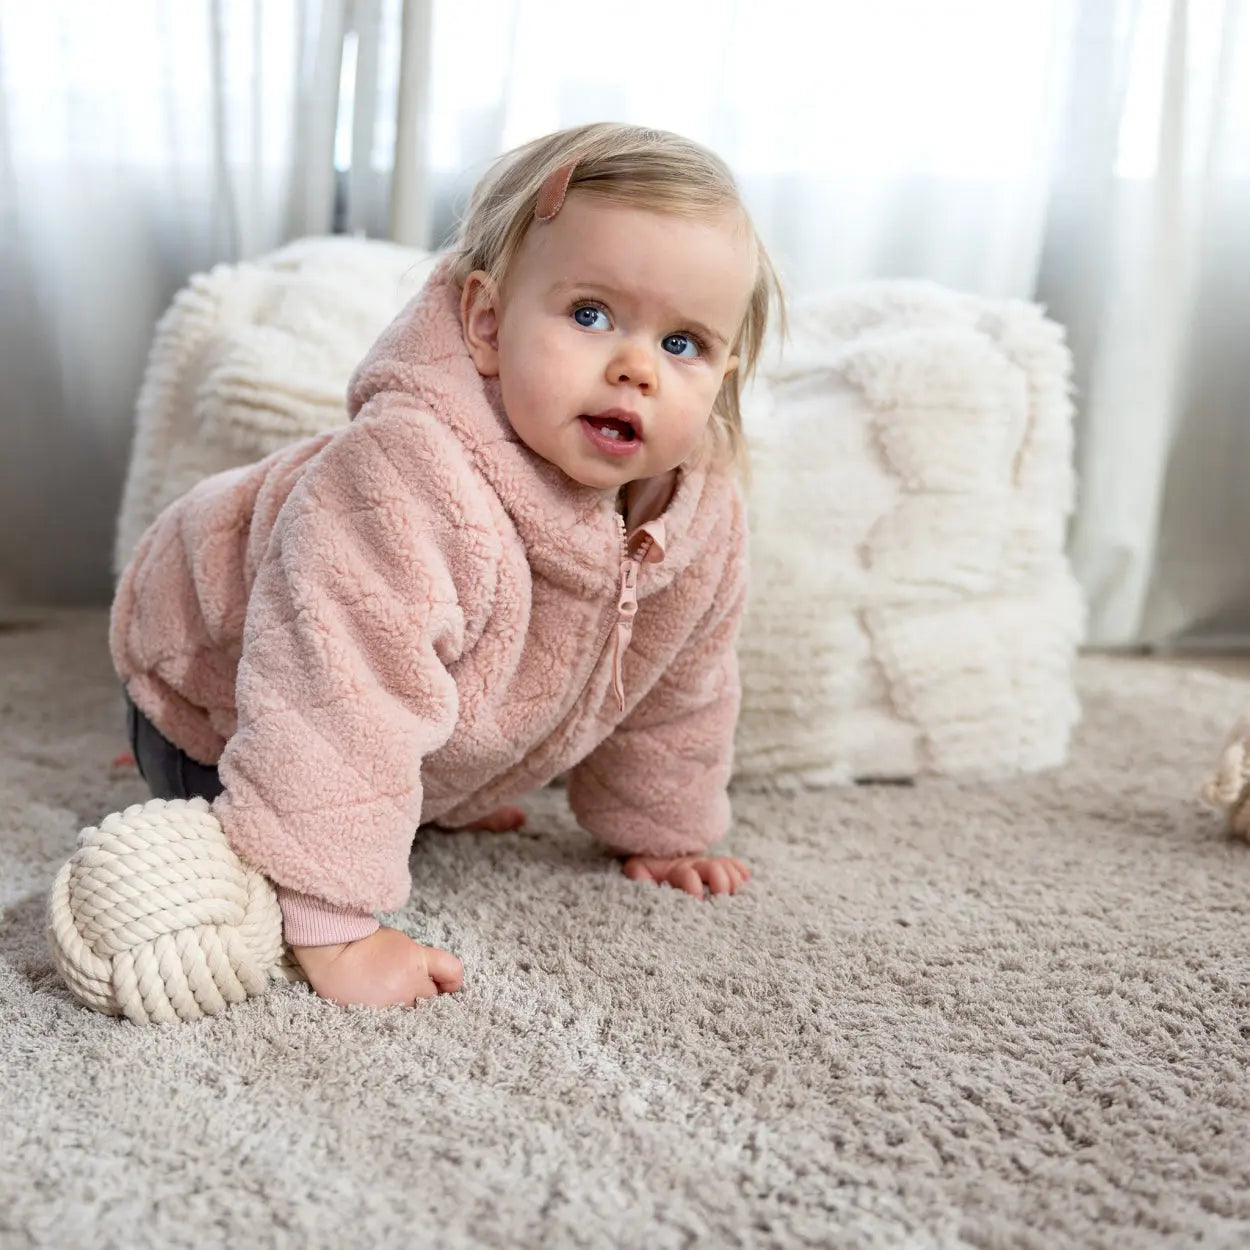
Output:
[1, 610, 1248, 1249]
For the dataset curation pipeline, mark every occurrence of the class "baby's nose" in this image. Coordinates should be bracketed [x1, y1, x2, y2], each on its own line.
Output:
[608, 343, 657, 392]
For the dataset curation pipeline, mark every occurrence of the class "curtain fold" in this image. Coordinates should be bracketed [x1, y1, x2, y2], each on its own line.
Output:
[389, 0, 435, 248]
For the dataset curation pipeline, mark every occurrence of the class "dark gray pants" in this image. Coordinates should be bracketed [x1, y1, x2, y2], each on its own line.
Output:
[123, 689, 225, 803]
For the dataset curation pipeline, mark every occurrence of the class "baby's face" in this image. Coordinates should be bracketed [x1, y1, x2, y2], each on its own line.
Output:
[460, 192, 755, 490]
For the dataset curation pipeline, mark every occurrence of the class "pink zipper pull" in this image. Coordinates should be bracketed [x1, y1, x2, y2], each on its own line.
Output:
[612, 557, 639, 711]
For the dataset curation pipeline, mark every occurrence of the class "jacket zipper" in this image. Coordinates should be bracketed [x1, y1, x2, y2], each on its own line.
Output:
[605, 511, 653, 712]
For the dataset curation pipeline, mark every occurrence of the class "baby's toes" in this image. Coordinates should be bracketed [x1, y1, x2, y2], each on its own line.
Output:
[465, 806, 527, 833]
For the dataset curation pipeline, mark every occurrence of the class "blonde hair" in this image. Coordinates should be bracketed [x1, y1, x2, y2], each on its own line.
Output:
[449, 122, 785, 475]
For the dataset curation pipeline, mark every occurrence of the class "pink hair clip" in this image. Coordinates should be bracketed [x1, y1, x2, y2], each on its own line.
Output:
[535, 162, 577, 221]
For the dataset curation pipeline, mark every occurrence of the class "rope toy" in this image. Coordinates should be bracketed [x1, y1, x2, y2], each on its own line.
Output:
[47, 797, 302, 1024]
[1200, 714, 1250, 837]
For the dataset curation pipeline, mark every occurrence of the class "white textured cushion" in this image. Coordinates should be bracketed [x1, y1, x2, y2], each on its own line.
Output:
[114, 237, 1083, 784]
[113, 238, 439, 570]
[735, 284, 1084, 784]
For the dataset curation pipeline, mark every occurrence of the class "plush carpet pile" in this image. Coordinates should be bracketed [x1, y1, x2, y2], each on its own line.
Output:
[1, 611, 1247, 1249]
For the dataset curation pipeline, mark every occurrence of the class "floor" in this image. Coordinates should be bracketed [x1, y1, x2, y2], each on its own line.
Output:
[1127, 651, 1250, 679]
[6, 612, 1250, 1246]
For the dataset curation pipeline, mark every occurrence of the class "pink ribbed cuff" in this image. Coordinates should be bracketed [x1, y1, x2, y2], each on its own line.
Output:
[277, 886, 380, 947]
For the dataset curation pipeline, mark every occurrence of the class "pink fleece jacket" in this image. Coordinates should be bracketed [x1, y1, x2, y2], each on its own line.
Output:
[109, 259, 746, 944]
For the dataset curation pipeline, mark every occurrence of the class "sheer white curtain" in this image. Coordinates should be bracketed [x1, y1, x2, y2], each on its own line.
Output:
[0, 0, 405, 608]
[4, 0, 1248, 649]
[1040, 0, 1250, 646]
[422, 0, 1070, 298]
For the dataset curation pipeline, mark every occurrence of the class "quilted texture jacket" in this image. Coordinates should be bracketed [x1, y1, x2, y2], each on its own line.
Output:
[110, 259, 747, 942]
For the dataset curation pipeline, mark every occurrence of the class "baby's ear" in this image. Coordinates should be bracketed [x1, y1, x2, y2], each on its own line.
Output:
[460, 271, 501, 377]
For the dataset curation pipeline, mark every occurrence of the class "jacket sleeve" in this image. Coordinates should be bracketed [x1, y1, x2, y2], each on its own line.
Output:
[566, 511, 747, 859]
[212, 401, 496, 921]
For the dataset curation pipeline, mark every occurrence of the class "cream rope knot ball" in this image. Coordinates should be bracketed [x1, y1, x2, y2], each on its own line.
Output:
[47, 797, 300, 1023]
[1201, 714, 1250, 838]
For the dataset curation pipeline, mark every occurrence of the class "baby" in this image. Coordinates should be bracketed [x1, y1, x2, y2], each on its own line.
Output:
[110, 122, 783, 1007]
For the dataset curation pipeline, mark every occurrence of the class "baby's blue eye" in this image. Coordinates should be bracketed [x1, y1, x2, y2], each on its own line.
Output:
[573, 305, 610, 330]
[662, 333, 700, 359]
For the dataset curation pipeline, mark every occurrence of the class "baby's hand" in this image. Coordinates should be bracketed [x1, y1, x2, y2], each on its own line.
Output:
[621, 854, 751, 898]
[292, 925, 463, 1007]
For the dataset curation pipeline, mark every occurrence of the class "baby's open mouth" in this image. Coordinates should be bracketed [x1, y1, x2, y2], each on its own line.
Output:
[583, 413, 639, 442]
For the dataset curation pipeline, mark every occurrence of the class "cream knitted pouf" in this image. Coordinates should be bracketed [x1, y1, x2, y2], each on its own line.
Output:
[48, 798, 300, 1023]
[733, 283, 1084, 786]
